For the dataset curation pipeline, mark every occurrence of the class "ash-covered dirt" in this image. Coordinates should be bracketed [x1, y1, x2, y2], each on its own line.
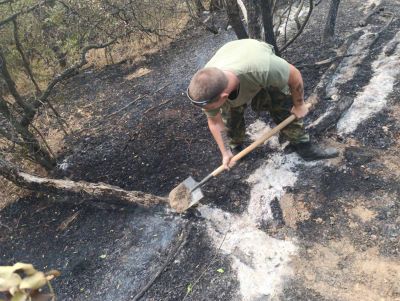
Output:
[1, 0, 400, 300]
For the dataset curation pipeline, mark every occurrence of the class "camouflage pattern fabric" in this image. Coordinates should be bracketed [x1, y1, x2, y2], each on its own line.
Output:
[221, 87, 310, 148]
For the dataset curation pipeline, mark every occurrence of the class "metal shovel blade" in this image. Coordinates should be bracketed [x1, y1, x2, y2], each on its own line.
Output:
[168, 176, 204, 212]
[183, 176, 204, 208]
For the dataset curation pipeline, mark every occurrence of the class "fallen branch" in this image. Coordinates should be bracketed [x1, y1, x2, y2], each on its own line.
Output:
[0, 158, 167, 207]
[297, 54, 353, 69]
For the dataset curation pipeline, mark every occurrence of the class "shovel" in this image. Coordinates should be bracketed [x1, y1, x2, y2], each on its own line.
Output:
[168, 112, 301, 212]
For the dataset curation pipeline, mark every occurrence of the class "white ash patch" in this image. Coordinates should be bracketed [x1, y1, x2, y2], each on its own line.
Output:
[199, 120, 324, 300]
[364, 0, 382, 11]
[199, 206, 297, 301]
[337, 31, 400, 135]
[246, 120, 281, 150]
[57, 157, 71, 171]
[326, 31, 378, 99]
[246, 153, 299, 224]
[306, 109, 331, 130]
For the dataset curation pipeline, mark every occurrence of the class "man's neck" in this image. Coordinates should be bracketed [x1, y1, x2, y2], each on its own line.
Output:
[223, 70, 240, 93]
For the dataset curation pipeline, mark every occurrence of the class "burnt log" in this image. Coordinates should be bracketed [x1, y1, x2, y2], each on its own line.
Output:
[0, 158, 167, 207]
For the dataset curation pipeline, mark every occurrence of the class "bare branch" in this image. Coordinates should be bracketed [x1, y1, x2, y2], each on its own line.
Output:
[284, 1, 294, 44]
[38, 37, 121, 105]
[294, 0, 305, 30]
[0, 0, 52, 28]
[12, 19, 42, 95]
[0, 49, 36, 118]
[281, 0, 314, 53]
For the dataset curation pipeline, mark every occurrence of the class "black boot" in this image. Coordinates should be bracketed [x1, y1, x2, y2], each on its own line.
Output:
[292, 141, 339, 161]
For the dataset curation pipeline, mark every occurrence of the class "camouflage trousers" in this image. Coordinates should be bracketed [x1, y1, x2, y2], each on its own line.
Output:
[221, 87, 310, 148]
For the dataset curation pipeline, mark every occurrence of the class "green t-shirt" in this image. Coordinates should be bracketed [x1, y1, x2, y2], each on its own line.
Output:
[203, 39, 290, 117]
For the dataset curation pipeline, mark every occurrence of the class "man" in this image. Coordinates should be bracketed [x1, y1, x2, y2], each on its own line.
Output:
[187, 39, 338, 169]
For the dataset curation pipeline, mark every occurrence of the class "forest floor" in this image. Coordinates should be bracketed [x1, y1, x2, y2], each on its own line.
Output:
[1, 0, 399, 300]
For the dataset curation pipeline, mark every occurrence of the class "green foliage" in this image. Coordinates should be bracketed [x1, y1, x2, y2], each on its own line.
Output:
[0, 0, 187, 91]
[0, 263, 60, 301]
[0, 0, 188, 169]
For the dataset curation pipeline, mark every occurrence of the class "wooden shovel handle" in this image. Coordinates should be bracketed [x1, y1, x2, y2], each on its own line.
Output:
[211, 104, 310, 177]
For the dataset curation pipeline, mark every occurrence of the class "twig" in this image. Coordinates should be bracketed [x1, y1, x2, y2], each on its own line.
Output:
[182, 226, 230, 300]
[143, 98, 174, 116]
[0, 222, 12, 231]
[107, 82, 171, 117]
[132, 223, 191, 301]
[57, 210, 80, 231]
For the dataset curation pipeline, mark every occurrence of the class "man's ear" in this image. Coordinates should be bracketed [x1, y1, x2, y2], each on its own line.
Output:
[220, 92, 229, 100]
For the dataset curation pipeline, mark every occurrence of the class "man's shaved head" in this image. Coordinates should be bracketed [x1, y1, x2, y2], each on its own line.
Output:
[188, 67, 228, 102]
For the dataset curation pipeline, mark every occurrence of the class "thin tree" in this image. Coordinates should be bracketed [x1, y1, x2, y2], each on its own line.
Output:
[224, 0, 314, 56]
[323, 0, 341, 43]
[225, 0, 248, 39]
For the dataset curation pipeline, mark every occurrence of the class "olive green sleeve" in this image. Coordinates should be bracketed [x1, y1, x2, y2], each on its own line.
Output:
[267, 55, 290, 90]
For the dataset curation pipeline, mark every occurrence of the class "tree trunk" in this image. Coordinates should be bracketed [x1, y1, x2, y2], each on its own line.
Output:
[0, 158, 167, 207]
[246, 0, 279, 55]
[247, 0, 262, 39]
[260, 0, 280, 55]
[0, 95, 55, 170]
[323, 0, 341, 43]
[225, 0, 248, 39]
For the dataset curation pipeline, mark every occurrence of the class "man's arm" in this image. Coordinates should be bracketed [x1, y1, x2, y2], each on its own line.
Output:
[207, 113, 235, 169]
[288, 64, 309, 118]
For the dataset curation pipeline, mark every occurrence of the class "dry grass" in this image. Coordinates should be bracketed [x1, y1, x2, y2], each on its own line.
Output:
[87, 15, 190, 68]
[0, 179, 28, 210]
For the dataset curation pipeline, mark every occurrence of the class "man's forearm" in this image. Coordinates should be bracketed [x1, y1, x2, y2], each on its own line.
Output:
[290, 81, 304, 106]
[288, 65, 305, 107]
[207, 114, 231, 156]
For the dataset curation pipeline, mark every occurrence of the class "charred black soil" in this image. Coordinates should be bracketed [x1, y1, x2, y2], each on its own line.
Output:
[1, 0, 400, 300]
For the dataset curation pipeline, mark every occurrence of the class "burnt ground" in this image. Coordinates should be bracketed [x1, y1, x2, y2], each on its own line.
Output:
[1, 0, 400, 300]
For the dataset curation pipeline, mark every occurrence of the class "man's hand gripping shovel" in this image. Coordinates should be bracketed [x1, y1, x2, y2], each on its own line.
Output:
[168, 104, 310, 213]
